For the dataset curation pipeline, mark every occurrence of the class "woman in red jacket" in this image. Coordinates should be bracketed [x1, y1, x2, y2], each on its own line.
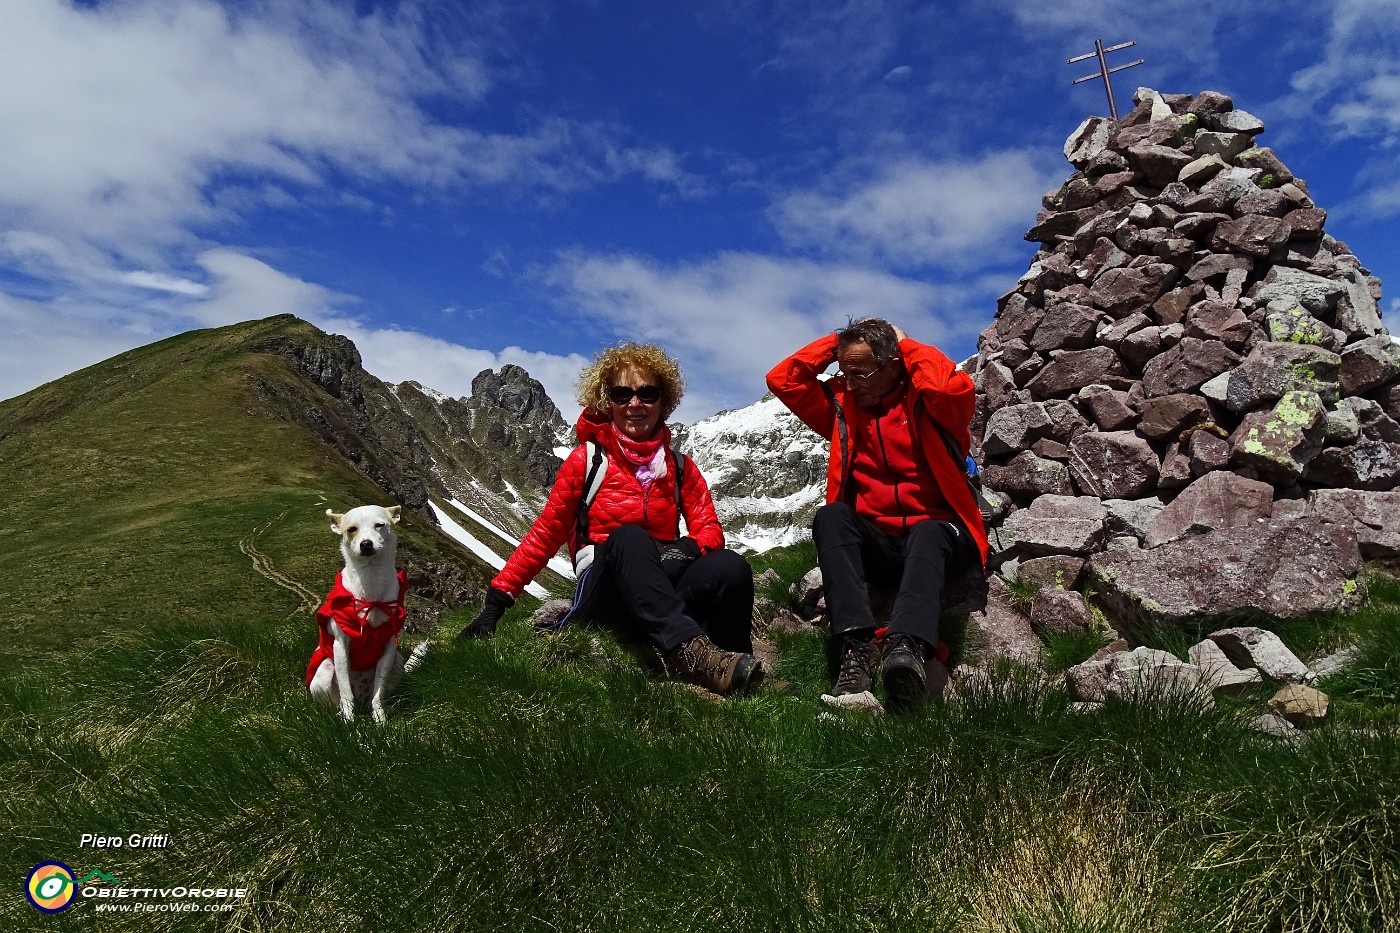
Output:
[459, 342, 763, 696]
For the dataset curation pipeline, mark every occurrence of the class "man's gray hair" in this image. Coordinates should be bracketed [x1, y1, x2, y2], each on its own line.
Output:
[837, 318, 900, 363]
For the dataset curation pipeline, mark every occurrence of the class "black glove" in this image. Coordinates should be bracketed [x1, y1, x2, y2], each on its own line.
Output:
[458, 587, 514, 639]
[660, 537, 703, 582]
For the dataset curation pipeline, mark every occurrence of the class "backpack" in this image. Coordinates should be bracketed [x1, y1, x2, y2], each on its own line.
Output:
[572, 440, 689, 573]
[931, 424, 995, 523]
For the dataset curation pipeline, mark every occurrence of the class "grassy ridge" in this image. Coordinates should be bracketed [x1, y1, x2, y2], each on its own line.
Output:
[0, 318, 480, 663]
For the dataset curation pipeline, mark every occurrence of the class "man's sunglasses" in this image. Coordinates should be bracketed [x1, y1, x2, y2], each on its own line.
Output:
[608, 384, 662, 405]
[836, 359, 894, 383]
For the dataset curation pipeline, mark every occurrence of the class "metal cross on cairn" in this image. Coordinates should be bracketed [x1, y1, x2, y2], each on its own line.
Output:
[1068, 39, 1145, 121]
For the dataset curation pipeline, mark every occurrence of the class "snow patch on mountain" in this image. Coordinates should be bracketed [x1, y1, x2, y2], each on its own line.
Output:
[678, 394, 826, 553]
[429, 500, 549, 599]
[444, 497, 575, 580]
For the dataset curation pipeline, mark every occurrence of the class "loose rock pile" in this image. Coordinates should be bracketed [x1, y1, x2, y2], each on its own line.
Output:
[969, 87, 1400, 629]
[772, 564, 1350, 731]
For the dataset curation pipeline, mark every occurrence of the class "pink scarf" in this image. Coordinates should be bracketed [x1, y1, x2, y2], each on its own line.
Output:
[610, 424, 668, 489]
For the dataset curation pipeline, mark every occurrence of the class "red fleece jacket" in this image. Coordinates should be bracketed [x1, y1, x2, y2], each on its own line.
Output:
[766, 333, 989, 566]
[490, 410, 725, 599]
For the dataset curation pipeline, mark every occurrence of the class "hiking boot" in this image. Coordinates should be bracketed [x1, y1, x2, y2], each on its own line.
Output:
[665, 634, 763, 696]
[832, 630, 880, 696]
[881, 632, 930, 712]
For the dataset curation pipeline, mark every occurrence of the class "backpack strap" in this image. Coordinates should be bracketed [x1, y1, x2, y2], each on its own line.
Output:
[930, 420, 994, 523]
[575, 441, 609, 549]
[576, 440, 691, 544]
[819, 380, 852, 503]
[670, 444, 688, 537]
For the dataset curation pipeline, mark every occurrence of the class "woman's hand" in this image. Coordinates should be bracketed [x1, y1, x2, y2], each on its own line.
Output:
[458, 587, 515, 639]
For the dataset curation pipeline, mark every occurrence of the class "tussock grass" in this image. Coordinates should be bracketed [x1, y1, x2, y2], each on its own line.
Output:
[1039, 627, 1115, 673]
[753, 539, 818, 611]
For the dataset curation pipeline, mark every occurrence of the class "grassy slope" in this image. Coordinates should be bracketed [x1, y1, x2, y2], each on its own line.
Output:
[0, 316, 480, 663]
[4, 578, 1397, 933]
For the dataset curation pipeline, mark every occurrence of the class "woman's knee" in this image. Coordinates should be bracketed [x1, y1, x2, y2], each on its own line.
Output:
[605, 523, 653, 552]
[701, 547, 753, 588]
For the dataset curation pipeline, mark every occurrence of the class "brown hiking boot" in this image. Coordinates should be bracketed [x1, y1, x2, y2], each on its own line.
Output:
[831, 630, 880, 696]
[665, 634, 764, 696]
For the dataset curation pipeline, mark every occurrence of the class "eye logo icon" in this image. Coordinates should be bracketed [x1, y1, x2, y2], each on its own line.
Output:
[26, 861, 77, 913]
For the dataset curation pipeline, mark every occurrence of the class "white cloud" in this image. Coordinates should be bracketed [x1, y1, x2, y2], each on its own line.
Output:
[550, 250, 992, 421]
[770, 150, 1058, 272]
[1286, 0, 1400, 142]
[999, 0, 1237, 47]
[189, 250, 342, 328]
[1274, 0, 1400, 219]
[0, 0, 696, 265]
[119, 271, 210, 296]
[0, 1, 440, 256]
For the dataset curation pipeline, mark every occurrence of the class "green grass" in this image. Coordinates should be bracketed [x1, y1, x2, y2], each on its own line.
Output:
[5, 566, 1399, 932]
[754, 539, 818, 611]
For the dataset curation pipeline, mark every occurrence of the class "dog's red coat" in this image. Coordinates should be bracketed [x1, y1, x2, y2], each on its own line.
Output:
[305, 571, 409, 686]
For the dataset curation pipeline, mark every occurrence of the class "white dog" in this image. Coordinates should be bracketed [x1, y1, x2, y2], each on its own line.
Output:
[306, 504, 409, 723]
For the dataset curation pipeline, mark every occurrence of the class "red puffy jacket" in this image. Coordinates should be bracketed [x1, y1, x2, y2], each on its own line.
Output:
[491, 410, 725, 599]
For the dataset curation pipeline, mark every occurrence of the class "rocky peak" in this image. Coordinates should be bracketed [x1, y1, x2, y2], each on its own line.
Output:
[253, 325, 367, 407]
[458, 366, 568, 489]
[471, 363, 565, 427]
[973, 87, 1400, 628]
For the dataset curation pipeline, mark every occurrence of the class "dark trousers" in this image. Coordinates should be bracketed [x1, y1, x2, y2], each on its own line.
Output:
[568, 524, 755, 654]
[812, 501, 977, 648]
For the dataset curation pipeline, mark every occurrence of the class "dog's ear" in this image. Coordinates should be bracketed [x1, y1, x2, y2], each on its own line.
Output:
[387, 505, 402, 524]
[326, 509, 344, 533]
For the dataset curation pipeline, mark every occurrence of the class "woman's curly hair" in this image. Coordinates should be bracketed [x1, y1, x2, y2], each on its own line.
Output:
[576, 342, 685, 419]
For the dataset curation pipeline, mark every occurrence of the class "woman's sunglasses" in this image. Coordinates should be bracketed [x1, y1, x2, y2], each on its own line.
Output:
[608, 384, 662, 405]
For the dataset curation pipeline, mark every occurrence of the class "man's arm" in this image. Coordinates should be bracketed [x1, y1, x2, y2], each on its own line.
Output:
[765, 333, 841, 439]
[898, 335, 976, 454]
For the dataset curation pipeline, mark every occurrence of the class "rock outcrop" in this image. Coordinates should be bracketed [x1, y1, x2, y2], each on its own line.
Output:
[971, 87, 1399, 628]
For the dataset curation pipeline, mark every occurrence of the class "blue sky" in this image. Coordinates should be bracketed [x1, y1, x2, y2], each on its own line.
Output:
[3, 0, 1398, 423]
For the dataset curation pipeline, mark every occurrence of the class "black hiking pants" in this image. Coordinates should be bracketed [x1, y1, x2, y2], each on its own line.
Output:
[812, 501, 977, 648]
[568, 524, 755, 654]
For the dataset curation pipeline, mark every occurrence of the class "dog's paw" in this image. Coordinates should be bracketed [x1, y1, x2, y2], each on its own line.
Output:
[339, 706, 356, 723]
[371, 705, 388, 724]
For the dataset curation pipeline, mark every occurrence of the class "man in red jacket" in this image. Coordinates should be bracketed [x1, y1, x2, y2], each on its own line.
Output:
[767, 319, 988, 710]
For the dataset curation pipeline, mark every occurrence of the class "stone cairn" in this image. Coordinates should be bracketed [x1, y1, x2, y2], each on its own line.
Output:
[948, 87, 1400, 729]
